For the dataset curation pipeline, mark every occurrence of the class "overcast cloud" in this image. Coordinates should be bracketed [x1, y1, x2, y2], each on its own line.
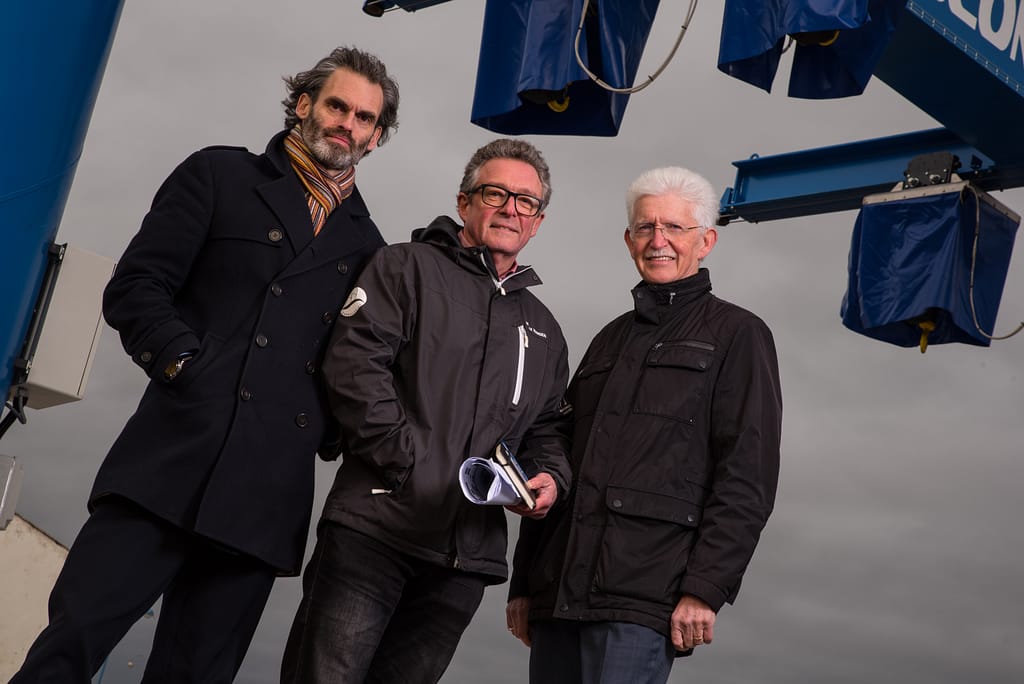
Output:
[7, 1, 1024, 682]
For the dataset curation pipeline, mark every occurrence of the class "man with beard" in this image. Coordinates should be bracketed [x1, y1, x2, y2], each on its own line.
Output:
[10, 46, 399, 683]
[506, 167, 781, 684]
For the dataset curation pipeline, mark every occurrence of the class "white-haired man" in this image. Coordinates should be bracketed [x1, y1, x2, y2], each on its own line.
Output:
[507, 167, 782, 683]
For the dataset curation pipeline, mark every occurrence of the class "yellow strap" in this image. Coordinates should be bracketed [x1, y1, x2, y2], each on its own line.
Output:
[918, 320, 936, 354]
[547, 96, 570, 113]
[818, 30, 840, 46]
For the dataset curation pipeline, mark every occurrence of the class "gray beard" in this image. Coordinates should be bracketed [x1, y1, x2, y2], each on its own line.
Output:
[302, 121, 367, 171]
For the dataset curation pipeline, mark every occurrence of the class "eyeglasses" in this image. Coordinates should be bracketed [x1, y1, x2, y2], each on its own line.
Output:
[628, 222, 703, 240]
[469, 184, 543, 217]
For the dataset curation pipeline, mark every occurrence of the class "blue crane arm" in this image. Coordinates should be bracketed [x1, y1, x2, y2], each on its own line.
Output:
[719, 128, 1024, 224]
[721, 1, 1024, 223]
[0, 1, 125, 406]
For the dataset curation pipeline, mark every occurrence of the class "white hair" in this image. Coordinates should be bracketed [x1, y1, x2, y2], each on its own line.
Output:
[625, 167, 719, 229]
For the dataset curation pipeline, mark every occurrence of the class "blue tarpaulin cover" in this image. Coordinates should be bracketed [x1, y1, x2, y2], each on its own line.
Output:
[718, 0, 906, 98]
[470, 0, 660, 136]
[841, 186, 1019, 348]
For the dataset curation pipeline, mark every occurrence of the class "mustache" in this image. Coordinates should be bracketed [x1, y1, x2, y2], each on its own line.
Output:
[321, 127, 354, 145]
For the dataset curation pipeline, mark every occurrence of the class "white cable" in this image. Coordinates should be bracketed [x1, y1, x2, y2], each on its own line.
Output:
[573, 0, 699, 94]
[965, 184, 1023, 341]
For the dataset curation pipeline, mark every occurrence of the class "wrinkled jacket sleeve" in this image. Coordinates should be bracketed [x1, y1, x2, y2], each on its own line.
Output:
[321, 248, 416, 490]
[103, 152, 210, 380]
[680, 316, 782, 611]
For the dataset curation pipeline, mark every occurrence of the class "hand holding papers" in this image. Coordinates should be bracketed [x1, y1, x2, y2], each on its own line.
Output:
[459, 442, 536, 510]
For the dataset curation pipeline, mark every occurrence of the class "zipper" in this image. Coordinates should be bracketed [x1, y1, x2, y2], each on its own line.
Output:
[513, 325, 528, 405]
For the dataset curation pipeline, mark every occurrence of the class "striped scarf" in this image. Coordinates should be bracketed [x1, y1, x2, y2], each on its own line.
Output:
[284, 126, 355, 236]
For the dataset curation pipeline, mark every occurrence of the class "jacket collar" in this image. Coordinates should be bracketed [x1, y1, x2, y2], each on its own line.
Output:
[631, 268, 712, 324]
[411, 215, 543, 292]
[264, 129, 370, 217]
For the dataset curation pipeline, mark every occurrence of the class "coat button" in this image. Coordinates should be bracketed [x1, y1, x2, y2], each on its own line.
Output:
[140, 351, 153, 363]
[612, 499, 622, 509]
[255, 334, 268, 348]
[687, 513, 696, 523]
[271, 283, 283, 296]
[268, 228, 284, 242]
[295, 413, 309, 428]
[337, 261, 348, 274]
[305, 361, 316, 375]
[321, 311, 333, 325]
[559, 604, 569, 613]
[240, 388, 252, 401]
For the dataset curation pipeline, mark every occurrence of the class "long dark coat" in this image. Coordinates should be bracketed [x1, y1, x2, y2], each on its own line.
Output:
[93, 130, 385, 574]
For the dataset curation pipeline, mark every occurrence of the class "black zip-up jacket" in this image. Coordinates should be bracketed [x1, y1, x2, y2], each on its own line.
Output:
[510, 269, 782, 635]
[319, 216, 572, 582]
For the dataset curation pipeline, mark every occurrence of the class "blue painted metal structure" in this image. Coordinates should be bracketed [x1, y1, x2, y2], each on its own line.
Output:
[720, 0, 1024, 223]
[0, 1, 125, 405]
[719, 128, 1024, 223]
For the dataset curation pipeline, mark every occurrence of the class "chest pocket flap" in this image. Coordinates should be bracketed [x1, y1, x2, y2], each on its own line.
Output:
[646, 340, 715, 371]
[606, 485, 702, 527]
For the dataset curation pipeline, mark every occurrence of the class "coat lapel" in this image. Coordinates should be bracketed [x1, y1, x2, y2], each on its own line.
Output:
[255, 172, 314, 256]
[257, 131, 380, 279]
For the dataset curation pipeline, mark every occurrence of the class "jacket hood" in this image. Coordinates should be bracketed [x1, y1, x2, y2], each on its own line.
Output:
[411, 216, 542, 292]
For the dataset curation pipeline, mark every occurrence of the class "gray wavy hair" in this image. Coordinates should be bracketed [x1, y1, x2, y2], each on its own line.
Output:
[459, 139, 552, 209]
[282, 46, 399, 146]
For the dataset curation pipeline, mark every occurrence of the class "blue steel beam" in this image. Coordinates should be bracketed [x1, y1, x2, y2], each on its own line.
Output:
[719, 128, 1024, 224]
[720, 0, 1024, 224]
[1, 1, 125, 403]
[874, 1, 1024, 166]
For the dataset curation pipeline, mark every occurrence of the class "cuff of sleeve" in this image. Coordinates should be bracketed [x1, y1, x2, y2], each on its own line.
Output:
[679, 575, 728, 613]
[143, 331, 201, 381]
[507, 574, 529, 601]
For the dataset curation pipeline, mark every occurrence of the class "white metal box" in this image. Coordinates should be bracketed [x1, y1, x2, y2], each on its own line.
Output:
[25, 245, 114, 409]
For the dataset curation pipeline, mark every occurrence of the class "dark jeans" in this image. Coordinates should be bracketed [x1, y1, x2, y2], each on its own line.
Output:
[10, 497, 276, 684]
[529, 619, 676, 684]
[281, 521, 487, 684]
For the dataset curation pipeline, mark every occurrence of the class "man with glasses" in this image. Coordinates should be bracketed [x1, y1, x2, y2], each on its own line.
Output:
[506, 167, 782, 684]
[281, 138, 572, 684]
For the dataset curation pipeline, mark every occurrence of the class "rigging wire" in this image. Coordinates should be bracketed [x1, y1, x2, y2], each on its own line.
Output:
[965, 185, 1024, 340]
[573, 0, 699, 94]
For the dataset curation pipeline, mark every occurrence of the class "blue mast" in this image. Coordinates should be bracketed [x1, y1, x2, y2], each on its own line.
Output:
[0, 0, 125, 405]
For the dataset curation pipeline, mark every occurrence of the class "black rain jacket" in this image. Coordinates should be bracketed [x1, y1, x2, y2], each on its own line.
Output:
[319, 215, 572, 582]
[510, 269, 782, 637]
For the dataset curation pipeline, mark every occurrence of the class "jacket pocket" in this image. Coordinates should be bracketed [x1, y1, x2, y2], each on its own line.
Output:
[571, 356, 615, 419]
[593, 485, 701, 605]
[165, 332, 225, 396]
[633, 340, 714, 421]
[510, 323, 549, 412]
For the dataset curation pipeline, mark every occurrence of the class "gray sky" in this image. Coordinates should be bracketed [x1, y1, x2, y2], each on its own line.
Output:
[7, 1, 1024, 682]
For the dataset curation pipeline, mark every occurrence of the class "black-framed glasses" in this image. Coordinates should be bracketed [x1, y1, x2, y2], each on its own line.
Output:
[469, 184, 543, 217]
[628, 222, 703, 240]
